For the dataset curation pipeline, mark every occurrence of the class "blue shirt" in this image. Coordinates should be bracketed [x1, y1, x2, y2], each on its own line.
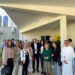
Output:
[1, 44, 6, 50]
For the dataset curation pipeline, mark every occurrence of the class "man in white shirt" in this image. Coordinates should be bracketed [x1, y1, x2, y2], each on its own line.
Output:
[31, 39, 40, 73]
[61, 40, 75, 75]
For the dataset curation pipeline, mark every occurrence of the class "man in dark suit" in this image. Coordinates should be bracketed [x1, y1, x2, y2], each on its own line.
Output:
[31, 39, 40, 73]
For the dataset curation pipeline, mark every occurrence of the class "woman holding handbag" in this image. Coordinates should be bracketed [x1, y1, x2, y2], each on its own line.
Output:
[20, 43, 30, 75]
[2, 40, 14, 75]
[40, 40, 45, 74]
[52, 42, 61, 75]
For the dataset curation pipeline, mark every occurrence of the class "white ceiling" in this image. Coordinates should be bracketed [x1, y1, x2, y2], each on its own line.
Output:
[0, 0, 75, 7]
[0, 0, 75, 33]
[31, 20, 60, 31]
[5, 8, 60, 29]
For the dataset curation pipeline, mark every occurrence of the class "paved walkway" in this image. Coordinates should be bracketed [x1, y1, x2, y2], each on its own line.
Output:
[0, 65, 42, 75]
[13, 65, 43, 75]
[0, 65, 55, 75]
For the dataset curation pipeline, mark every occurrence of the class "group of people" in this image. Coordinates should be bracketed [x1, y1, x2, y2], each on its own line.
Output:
[1, 38, 75, 75]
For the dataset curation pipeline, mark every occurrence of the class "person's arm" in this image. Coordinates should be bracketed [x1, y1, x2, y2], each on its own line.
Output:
[38, 43, 40, 53]
[31, 47, 33, 56]
[56, 48, 61, 60]
[28, 49, 31, 60]
[72, 48, 75, 58]
[47, 49, 52, 60]
[2, 47, 8, 65]
[12, 48, 15, 59]
[42, 50, 46, 59]
[20, 50, 25, 62]
[61, 47, 66, 63]
[51, 48, 54, 56]
[31, 44, 34, 53]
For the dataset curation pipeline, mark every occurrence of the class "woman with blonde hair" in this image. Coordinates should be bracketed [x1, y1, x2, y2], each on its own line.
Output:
[20, 43, 30, 75]
[14, 41, 21, 75]
[27, 42, 33, 73]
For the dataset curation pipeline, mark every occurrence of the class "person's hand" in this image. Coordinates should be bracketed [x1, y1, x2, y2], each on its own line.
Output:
[64, 60, 68, 64]
[44, 57, 47, 59]
[44, 57, 48, 59]
[4, 62, 8, 65]
[52, 54, 54, 56]
[23, 61, 25, 64]
[35, 49, 38, 51]
[30, 54, 32, 57]
[46, 57, 48, 59]
[20, 49, 22, 52]
[40, 52, 42, 54]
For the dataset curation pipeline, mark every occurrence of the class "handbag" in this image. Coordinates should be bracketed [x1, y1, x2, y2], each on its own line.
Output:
[58, 58, 62, 66]
[1, 65, 10, 74]
[58, 61, 62, 66]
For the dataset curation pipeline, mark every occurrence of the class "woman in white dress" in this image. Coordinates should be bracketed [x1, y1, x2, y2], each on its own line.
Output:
[27, 42, 33, 73]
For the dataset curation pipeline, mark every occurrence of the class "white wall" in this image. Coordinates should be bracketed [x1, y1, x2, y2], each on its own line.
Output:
[22, 28, 60, 41]
[67, 21, 75, 47]
[22, 20, 75, 47]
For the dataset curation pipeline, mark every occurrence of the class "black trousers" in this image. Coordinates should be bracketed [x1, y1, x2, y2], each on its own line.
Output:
[22, 54, 29, 75]
[44, 72, 46, 75]
[40, 54, 44, 72]
[7, 58, 14, 75]
[33, 54, 39, 71]
[22, 61, 29, 75]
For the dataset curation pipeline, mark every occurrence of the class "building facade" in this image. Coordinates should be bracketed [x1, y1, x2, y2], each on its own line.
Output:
[0, 8, 19, 47]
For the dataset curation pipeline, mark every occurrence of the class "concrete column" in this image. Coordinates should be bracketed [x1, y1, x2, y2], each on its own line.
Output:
[60, 16, 67, 47]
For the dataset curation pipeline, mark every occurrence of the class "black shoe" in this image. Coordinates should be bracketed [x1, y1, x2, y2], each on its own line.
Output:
[37, 70, 39, 72]
[41, 72, 44, 74]
[32, 70, 35, 73]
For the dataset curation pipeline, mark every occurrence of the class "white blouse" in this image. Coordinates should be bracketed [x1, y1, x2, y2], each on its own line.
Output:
[40, 46, 44, 53]
[20, 48, 31, 61]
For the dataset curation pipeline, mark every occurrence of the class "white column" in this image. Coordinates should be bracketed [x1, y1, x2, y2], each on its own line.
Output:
[60, 16, 67, 47]
[8, 17, 11, 27]
[19, 32, 23, 40]
[1, 16, 3, 27]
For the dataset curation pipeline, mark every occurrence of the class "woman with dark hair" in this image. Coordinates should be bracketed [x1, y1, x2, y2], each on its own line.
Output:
[2, 40, 14, 75]
[40, 40, 45, 74]
[52, 42, 61, 75]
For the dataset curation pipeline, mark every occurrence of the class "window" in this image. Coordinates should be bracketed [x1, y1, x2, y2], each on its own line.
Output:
[0, 16, 2, 27]
[3, 16, 8, 27]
